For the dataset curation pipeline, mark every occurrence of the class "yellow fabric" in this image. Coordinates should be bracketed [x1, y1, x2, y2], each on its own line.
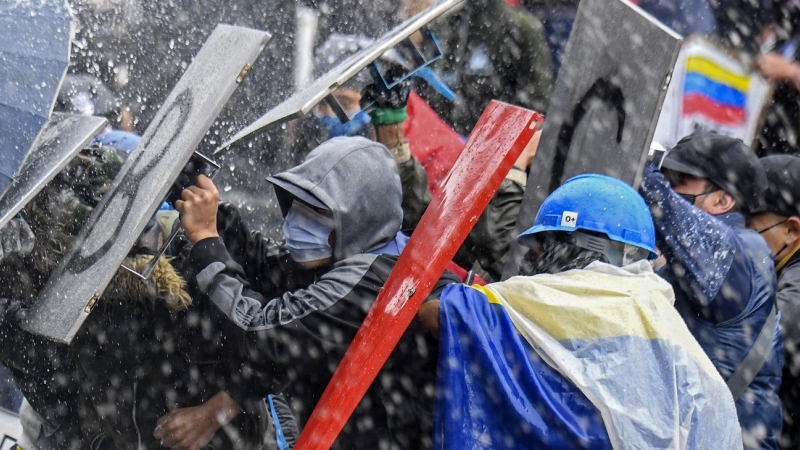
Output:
[776, 241, 800, 271]
[686, 56, 751, 92]
[482, 261, 720, 379]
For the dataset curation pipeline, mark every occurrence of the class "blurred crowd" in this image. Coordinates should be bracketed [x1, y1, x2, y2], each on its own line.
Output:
[3, 0, 800, 449]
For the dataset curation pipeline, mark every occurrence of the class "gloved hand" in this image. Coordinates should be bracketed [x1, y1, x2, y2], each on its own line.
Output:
[0, 217, 35, 263]
[360, 78, 410, 126]
[0, 297, 27, 325]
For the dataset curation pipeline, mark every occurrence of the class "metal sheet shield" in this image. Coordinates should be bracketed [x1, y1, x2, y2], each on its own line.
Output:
[0, 114, 107, 230]
[22, 25, 271, 344]
[294, 102, 544, 450]
[0, 0, 73, 199]
[215, 0, 463, 154]
[502, 0, 682, 280]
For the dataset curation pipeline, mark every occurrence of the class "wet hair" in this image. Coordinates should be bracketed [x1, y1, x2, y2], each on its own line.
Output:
[519, 233, 609, 276]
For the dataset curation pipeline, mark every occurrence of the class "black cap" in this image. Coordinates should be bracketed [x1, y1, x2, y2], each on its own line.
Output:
[756, 155, 800, 218]
[662, 132, 767, 212]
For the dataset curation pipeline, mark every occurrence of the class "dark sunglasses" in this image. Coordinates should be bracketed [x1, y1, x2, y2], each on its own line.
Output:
[676, 188, 720, 205]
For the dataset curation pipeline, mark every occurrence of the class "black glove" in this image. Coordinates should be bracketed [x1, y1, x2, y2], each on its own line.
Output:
[360, 76, 411, 126]
[0, 298, 27, 326]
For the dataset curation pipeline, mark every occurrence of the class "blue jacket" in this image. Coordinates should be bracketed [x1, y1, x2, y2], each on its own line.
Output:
[640, 164, 783, 449]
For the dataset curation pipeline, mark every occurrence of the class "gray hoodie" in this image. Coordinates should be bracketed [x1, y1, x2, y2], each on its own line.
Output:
[267, 136, 403, 261]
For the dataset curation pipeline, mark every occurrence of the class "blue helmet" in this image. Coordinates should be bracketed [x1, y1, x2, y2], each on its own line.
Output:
[518, 174, 657, 261]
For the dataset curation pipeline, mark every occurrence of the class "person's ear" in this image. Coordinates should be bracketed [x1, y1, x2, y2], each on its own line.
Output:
[709, 190, 736, 215]
[785, 217, 800, 246]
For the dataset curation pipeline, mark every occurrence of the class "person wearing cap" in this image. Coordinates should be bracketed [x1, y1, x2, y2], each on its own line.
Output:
[418, 174, 743, 449]
[639, 131, 783, 449]
[174, 136, 459, 449]
[747, 155, 800, 448]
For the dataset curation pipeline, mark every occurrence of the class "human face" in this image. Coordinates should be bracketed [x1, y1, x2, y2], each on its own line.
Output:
[670, 177, 731, 215]
[747, 212, 793, 259]
[314, 88, 362, 117]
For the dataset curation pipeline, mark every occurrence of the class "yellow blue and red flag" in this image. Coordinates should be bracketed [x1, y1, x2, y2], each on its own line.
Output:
[434, 261, 743, 449]
[681, 56, 750, 126]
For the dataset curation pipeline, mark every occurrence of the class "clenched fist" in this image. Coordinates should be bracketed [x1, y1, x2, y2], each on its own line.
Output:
[174, 175, 219, 244]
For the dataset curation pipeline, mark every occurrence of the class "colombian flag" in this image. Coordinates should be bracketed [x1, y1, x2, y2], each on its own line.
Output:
[434, 262, 743, 449]
[682, 56, 750, 126]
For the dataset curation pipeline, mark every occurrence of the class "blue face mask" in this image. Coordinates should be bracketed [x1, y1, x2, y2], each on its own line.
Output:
[317, 110, 372, 138]
[282, 201, 335, 263]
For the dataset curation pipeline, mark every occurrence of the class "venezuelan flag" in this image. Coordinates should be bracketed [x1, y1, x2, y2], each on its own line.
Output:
[682, 56, 750, 126]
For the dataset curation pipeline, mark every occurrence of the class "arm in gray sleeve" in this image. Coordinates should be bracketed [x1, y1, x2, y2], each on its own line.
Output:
[778, 267, 800, 348]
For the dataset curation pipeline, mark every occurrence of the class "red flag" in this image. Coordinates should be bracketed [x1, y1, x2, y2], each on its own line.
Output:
[404, 92, 465, 198]
[294, 101, 544, 449]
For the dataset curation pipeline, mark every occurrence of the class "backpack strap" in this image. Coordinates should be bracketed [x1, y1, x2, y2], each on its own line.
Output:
[726, 305, 777, 401]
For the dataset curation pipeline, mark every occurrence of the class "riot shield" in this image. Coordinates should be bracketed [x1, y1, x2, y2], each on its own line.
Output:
[0, 114, 107, 231]
[502, 0, 682, 279]
[0, 407, 19, 449]
[21, 25, 271, 344]
[214, 0, 463, 154]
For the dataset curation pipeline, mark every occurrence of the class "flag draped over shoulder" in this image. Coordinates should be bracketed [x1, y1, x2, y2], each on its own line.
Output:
[434, 261, 743, 450]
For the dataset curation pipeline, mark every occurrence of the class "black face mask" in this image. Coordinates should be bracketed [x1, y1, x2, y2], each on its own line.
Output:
[757, 219, 790, 260]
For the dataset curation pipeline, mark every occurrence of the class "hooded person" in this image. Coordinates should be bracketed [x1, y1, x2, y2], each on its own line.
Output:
[747, 154, 800, 449]
[418, 174, 743, 449]
[639, 131, 783, 449]
[174, 136, 460, 449]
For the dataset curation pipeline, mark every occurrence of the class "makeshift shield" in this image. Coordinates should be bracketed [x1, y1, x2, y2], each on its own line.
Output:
[502, 0, 682, 279]
[214, 0, 463, 154]
[294, 102, 544, 450]
[0, 114, 108, 231]
[0, 407, 18, 450]
[21, 25, 271, 344]
[0, 0, 73, 199]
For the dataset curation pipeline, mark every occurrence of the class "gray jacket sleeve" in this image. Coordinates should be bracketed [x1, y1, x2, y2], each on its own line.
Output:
[195, 257, 373, 332]
[778, 263, 800, 348]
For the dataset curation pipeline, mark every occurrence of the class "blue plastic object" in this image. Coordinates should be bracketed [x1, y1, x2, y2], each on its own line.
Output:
[518, 174, 656, 256]
[92, 130, 142, 154]
[268, 394, 290, 450]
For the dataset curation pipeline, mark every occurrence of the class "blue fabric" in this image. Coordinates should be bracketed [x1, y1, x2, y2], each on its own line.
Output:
[91, 130, 141, 154]
[434, 284, 612, 450]
[683, 73, 747, 108]
[369, 231, 409, 257]
[640, 163, 783, 449]
[317, 111, 372, 138]
[267, 395, 290, 450]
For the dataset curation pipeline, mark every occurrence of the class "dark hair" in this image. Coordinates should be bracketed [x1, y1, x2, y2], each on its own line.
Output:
[519, 233, 609, 276]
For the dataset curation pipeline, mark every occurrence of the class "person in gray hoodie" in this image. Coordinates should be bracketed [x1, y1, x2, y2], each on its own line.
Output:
[171, 136, 458, 449]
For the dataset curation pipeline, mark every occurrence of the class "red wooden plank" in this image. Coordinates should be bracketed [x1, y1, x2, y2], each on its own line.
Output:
[294, 101, 543, 449]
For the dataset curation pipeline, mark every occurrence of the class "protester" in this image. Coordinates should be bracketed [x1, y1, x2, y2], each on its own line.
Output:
[175, 136, 459, 449]
[421, 0, 554, 134]
[417, 174, 743, 449]
[639, 132, 782, 449]
[747, 155, 800, 449]
[0, 145, 132, 449]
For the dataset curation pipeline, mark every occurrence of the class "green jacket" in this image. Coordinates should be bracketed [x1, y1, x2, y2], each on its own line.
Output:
[427, 0, 554, 134]
[398, 156, 525, 282]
